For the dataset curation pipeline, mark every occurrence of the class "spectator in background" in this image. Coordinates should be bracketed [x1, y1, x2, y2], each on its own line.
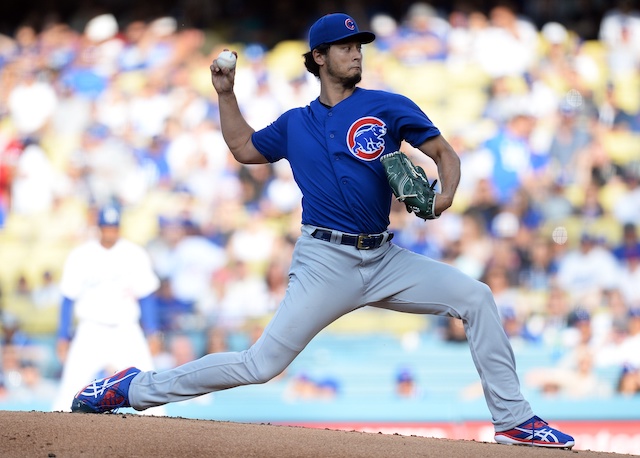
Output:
[577, 181, 605, 222]
[392, 217, 443, 261]
[395, 367, 420, 398]
[154, 278, 190, 332]
[481, 104, 540, 205]
[562, 308, 593, 349]
[143, 17, 179, 71]
[393, 2, 450, 64]
[369, 13, 400, 54]
[599, 0, 640, 78]
[526, 344, 612, 399]
[597, 81, 638, 131]
[9, 139, 61, 216]
[546, 102, 593, 182]
[66, 123, 145, 207]
[226, 211, 279, 273]
[618, 363, 640, 396]
[263, 258, 291, 312]
[441, 317, 467, 343]
[58, 37, 110, 101]
[454, 210, 494, 279]
[465, 178, 502, 231]
[283, 372, 340, 402]
[214, 260, 272, 333]
[31, 270, 62, 310]
[446, 7, 489, 67]
[473, 2, 538, 77]
[612, 223, 640, 261]
[618, 247, 640, 308]
[117, 20, 151, 72]
[522, 286, 571, 347]
[518, 235, 558, 292]
[83, 13, 124, 78]
[615, 308, 640, 396]
[613, 168, 640, 226]
[263, 160, 303, 216]
[540, 181, 575, 222]
[128, 78, 173, 139]
[133, 135, 173, 191]
[151, 216, 228, 318]
[7, 66, 57, 136]
[481, 265, 521, 320]
[537, 21, 574, 86]
[556, 233, 621, 308]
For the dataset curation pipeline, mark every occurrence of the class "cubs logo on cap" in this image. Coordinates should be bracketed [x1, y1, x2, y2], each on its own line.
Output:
[309, 13, 376, 50]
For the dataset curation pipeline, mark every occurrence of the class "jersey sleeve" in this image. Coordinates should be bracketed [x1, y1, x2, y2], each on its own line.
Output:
[251, 109, 293, 162]
[390, 93, 441, 147]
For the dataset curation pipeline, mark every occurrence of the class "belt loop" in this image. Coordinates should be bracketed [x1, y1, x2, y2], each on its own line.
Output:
[330, 230, 342, 244]
[380, 232, 389, 245]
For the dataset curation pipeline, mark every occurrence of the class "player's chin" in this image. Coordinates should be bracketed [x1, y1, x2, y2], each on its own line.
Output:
[342, 72, 362, 88]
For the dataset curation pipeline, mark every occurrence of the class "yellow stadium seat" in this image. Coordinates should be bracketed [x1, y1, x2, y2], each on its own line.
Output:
[601, 130, 640, 165]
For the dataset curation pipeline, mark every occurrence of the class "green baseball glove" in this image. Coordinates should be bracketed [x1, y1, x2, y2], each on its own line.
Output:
[381, 151, 439, 220]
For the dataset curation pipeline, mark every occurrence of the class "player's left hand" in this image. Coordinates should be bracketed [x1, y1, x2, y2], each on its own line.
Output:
[381, 151, 440, 220]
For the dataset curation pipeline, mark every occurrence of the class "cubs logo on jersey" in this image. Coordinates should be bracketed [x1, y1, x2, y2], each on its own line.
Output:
[346, 116, 387, 161]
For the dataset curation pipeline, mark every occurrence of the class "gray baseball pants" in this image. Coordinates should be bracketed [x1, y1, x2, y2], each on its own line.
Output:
[129, 225, 533, 431]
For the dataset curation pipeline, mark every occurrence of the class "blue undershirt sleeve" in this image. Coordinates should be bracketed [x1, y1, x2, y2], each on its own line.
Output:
[139, 293, 159, 336]
[57, 296, 74, 340]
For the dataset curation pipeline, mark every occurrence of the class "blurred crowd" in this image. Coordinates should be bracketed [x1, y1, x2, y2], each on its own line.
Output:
[1, 1, 640, 404]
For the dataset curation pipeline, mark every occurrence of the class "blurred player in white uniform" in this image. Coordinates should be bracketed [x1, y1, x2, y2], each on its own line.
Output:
[52, 205, 164, 414]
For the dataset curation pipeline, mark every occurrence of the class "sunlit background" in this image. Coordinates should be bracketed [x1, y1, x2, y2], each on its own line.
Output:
[1, 0, 639, 454]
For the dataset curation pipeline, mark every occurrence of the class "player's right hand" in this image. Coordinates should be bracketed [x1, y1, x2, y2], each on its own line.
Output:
[210, 51, 236, 94]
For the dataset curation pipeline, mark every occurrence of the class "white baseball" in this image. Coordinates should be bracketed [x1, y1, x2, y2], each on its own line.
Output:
[217, 50, 237, 70]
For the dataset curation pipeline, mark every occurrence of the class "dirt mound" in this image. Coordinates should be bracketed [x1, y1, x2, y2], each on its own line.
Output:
[0, 410, 623, 457]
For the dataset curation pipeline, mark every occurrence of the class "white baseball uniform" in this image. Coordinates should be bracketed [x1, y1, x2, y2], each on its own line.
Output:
[52, 237, 162, 413]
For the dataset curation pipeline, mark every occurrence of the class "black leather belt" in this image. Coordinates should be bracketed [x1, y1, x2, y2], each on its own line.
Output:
[311, 228, 393, 250]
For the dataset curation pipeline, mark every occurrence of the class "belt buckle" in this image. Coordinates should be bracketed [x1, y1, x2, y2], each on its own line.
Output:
[356, 234, 372, 250]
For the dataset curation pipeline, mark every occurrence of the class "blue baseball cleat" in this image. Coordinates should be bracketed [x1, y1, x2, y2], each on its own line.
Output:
[71, 367, 140, 413]
[494, 416, 575, 449]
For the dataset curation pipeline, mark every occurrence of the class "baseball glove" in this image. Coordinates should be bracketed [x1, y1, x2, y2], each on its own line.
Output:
[381, 151, 439, 220]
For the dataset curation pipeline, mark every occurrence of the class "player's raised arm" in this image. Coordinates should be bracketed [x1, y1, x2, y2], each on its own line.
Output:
[210, 50, 268, 165]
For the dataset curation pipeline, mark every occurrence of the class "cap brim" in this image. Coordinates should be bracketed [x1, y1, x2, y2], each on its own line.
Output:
[352, 31, 376, 44]
[315, 31, 376, 49]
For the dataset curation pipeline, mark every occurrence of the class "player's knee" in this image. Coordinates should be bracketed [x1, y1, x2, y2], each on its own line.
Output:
[459, 281, 498, 317]
[243, 349, 290, 384]
[472, 281, 501, 316]
[248, 363, 283, 384]
[477, 281, 494, 302]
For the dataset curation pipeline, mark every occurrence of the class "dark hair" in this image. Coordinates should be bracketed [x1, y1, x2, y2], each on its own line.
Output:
[303, 43, 330, 77]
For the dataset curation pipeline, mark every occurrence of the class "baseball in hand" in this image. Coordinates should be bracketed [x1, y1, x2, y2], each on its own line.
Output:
[217, 50, 237, 70]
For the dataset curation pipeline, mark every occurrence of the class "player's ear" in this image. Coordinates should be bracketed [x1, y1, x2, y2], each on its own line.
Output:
[312, 48, 325, 66]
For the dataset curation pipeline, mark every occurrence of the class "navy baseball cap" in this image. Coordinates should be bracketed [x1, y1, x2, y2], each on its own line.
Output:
[98, 205, 121, 226]
[309, 13, 375, 50]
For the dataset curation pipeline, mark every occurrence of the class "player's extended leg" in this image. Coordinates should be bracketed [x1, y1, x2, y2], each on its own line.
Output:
[364, 244, 534, 432]
[128, 231, 368, 410]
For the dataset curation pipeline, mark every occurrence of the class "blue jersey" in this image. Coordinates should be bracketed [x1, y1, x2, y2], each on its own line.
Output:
[252, 87, 440, 233]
